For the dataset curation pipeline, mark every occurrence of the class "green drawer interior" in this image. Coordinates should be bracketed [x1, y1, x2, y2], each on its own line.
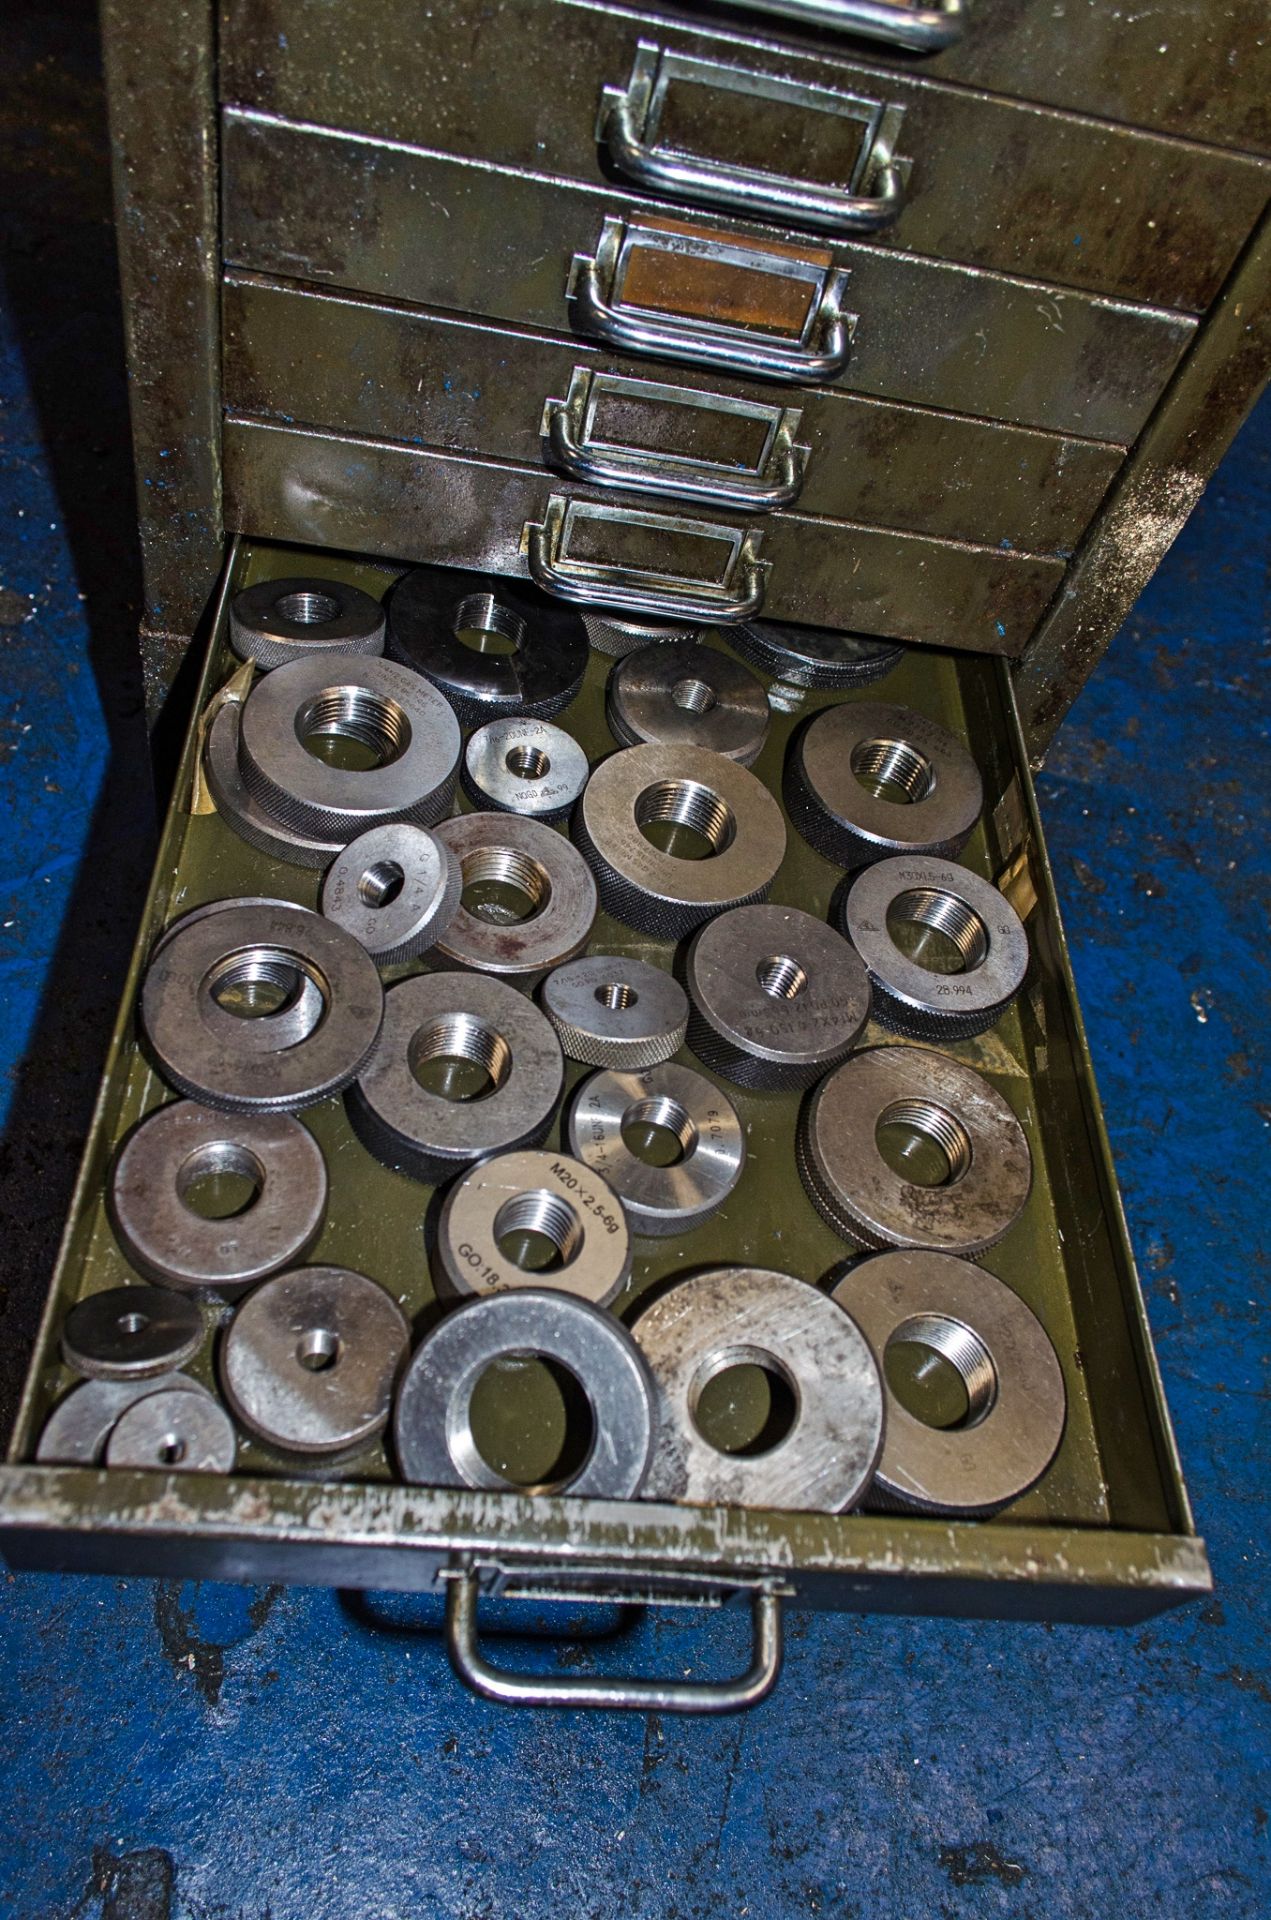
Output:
[0, 537, 1207, 1620]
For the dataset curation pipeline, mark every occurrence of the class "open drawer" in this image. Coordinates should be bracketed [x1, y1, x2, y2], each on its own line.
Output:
[0, 537, 1208, 1710]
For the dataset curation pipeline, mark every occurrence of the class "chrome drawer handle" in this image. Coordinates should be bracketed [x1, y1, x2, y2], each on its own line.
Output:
[542, 367, 807, 510]
[728, 0, 964, 52]
[598, 45, 907, 238]
[522, 496, 768, 623]
[567, 215, 853, 386]
[446, 1563, 784, 1713]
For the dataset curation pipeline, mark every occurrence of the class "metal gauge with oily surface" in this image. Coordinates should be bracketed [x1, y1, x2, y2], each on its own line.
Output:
[435, 1149, 632, 1308]
[685, 902, 871, 1090]
[730, 617, 903, 689]
[388, 565, 588, 722]
[109, 1098, 328, 1294]
[582, 612, 702, 658]
[237, 654, 461, 839]
[105, 1389, 237, 1474]
[632, 1267, 885, 1511]
[393, 1290, 655, 1497]
[462, 716, 590, 820]
[842, 855, 1029, 1041]
[321, 821, 462, 966]
[573, 743, 786, 938]
[567, 1061, 744, 1238]
[606, 640, 770, 766]
[830, 1250, 1066, 1515]
[61, 1285, 204, 1380]
[140, 901, 383, 1113]
[432, 811, 597, 978]
[229, 576, 386, 670]
[797, 1045, 1033, 1256]
[539, 953, 688, 1069]
[347, 972, 564, 1185]
[785, 701, 983, 869]
[36, 1372, 217, 1465]
[204, 702, 344, 869]
[220, 1266, 410, 1458]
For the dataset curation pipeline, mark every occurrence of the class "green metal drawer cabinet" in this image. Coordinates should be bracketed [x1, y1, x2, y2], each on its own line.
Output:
[1, 0, 1266, 1709]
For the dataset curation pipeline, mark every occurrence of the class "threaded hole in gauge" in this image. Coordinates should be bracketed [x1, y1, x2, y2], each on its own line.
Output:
[296, 1328, 341, 1373]
[453, 592, 524, 656]
[875, 1098, 973, 1189]
[505, 745, 550, 781]
[207, 950, 303, 1018]
[594, 981, 638, 1012]
[274, 588, 340, 626]
[756, 953, 808, 1001]
[158, 1436, 187, 1466]
[493, 1190, 584, 1274]
[296, 686, 412, 772]
[460, 845, 553, 925]
[117, 1311, 149, 1336]
[621, 1094, 697, 1168]
[175, 1141, 266, 1220]
[850, 737, 935, 806]
[670, 677, 717, 716]
[690, 1345, 799, 1458]
[408, 1014, 512, 1103]
[358, 859, 405, 909]
[635, 778, 735, 862]
[468, 1354, 594, 1489]
[886, 888, 988, 976]
[884, 1313, 996, 1430]
[202, 947, 327, 1050]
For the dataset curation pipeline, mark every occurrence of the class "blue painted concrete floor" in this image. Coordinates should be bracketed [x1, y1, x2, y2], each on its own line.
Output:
[1, 9, 1268, 1916]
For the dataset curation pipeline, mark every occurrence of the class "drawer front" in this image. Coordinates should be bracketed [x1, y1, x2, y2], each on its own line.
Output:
[221, 110, 1196, 443]
[219, 0, 1269, 312]
[717, 0, 1271, 155]
[221, 417, 1065, 649]
[223, 275, 1121, 555]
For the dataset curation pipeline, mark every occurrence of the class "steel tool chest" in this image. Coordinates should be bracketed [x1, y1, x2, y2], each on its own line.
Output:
[0, 0, 1267, 1709]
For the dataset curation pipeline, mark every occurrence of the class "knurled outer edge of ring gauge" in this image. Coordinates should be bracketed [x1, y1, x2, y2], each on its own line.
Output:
[237, 654, 461, 840]
[684, 902, 871, 1091]
[539, 954, 688, 1069]
[840, 854, 1029, 1042]
[582, 612, 703, 658]
[435, 1148, 632, 1307]
[783, 702, 983, 871]
[204, 703, 344, 870]
[730, 619, 904, 689]
[795, 1045, 1032, 1257]
[572, 743, 787, 940]
[229, 576, 386, 670]
[460, 716, 590, 821]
